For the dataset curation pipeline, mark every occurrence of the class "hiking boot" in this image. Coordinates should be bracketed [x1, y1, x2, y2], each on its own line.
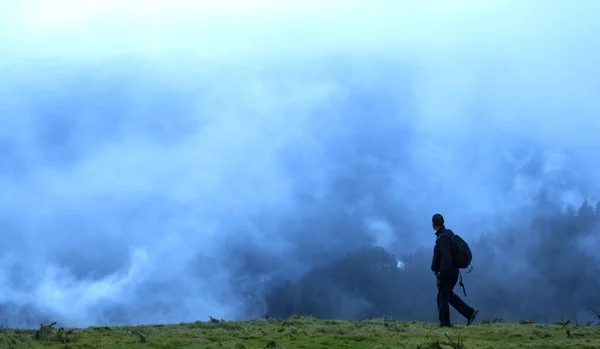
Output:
[466, 308, 479, 326]
[439, 324, 453, 328]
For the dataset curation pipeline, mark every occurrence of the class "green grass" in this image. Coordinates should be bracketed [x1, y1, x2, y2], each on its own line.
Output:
[1, 317, 599, 348]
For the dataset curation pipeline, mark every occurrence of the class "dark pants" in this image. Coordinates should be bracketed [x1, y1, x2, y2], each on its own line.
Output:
[437, 278, 474, 326]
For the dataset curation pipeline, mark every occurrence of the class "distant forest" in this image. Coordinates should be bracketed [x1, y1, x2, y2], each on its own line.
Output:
[264, 199, 600, 323]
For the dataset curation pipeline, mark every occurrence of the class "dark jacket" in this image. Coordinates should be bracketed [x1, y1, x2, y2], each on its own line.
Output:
[431, 226, 459, 284]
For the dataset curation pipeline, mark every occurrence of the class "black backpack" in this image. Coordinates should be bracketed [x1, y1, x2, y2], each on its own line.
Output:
[445, 230, 473, 297]
[450, 234, 472, 269]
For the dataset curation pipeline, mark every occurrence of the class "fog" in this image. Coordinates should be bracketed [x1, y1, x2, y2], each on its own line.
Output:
[0, 0, 599, 328]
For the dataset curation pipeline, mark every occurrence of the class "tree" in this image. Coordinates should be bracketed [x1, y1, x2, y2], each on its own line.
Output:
[576, 199, 595, 231]
[578, 199, 593, 217]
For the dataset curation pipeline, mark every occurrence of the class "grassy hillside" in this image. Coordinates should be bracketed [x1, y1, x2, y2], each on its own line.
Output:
[1, 317, 599, 349]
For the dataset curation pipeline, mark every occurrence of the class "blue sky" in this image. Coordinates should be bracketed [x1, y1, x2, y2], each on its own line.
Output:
[0, 0, 599, 327]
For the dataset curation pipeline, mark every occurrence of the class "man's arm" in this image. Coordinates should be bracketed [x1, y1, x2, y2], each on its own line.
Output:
[437, 236, 454, 280]
[431, 245, 440, 273]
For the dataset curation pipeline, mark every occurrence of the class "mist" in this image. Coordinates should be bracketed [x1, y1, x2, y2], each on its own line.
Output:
[1, 0, 599, 328]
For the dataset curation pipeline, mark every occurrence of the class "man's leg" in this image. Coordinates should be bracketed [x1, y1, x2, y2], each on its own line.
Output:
[437, 284, 452, 327]
[448, 291, 478, 325]
[448, 291, 473, 319]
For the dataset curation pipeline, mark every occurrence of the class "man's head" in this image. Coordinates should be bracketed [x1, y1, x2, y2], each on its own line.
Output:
[432, 213, 444, 231]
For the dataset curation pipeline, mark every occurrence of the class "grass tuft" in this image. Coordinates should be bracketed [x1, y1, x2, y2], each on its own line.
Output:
[129, 327, 151, 343]
[33, 322, 79, 343]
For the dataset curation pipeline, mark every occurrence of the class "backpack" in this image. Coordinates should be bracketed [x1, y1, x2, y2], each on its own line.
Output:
[450, 234, 472, 269]
[439, 230, 473, 297]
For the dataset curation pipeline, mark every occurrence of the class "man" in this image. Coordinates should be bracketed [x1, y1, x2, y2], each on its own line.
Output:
[431, 213, 478, 327]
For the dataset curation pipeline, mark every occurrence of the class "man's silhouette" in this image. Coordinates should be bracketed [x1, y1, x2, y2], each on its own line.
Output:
[431, 213, 478, 327]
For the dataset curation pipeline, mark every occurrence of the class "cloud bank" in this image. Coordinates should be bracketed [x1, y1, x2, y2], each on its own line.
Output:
[0, 0, 599, 327]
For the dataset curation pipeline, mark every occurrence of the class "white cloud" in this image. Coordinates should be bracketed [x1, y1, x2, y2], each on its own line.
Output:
[3, 0, 512, 59]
